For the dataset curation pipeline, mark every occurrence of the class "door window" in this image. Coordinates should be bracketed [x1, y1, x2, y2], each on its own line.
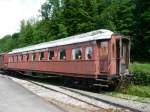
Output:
[100, 42, 108, 56]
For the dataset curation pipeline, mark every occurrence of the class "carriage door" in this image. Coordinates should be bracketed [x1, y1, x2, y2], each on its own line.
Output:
[116, 38, 129, 74]
[116, 39, 120, 74]
[99, 41, 109, 73]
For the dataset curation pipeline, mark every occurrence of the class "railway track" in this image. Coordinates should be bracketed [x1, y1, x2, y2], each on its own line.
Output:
[29, 81, 109, 109]
[3, 72, 130, 112]
[28, 80, 142, 112]
[3, 71, 149, 112]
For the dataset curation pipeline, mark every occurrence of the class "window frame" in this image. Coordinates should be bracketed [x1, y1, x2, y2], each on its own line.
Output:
[32, 53, 36, 61]
[48, 50, 54, 61]
[72, 47, 82, 60]
[100, 41, 108, 56]
[11, 56, 13, 62]
[9, 57, 11, 62]
[12, 55, 16, 63]
[26, 54, 29, 61]
[20, 55, 23, 62]
[40, 51, 44, 61]
[58, 49, 66, 60]
[16, 55, 18, 62]
[85, 47, 93, 60]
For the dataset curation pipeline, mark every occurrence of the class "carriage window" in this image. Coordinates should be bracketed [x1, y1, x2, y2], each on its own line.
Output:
[40, 52, 44, 61]
[12, 56, 14, 62]
[26, 54, 29, 61]
[18, 55, 20, 62]
[9, 57, 11, 62]
[32, 53, 36, 61]
[8, 57, 11, 62]
[10, 56, 12, 62]
[21, 55, 23, 61]
[49, 50, 54, 60]
[59, 49, 66, 60]
[14, 56, 15, 62]
[72, 48, 82, 60]
[11, 57, 13, 62]
[16, 55, 18, 62]
[100, 42, 108, 56]
[14, 56, 16, 62]
[85, 47, 93, 60]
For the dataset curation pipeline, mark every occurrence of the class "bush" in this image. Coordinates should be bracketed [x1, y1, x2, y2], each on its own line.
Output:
[115, 63, 150, 97]
[127, 85, 150, 97]
[130, 63, 150, 86]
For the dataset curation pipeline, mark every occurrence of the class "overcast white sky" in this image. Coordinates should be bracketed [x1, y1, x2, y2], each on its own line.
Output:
[0, 0, 46, 38]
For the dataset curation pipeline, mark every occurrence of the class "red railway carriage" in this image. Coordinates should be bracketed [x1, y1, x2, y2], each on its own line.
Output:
[0, 54, 4, 69]
[0, 53, 8, 70]
[6, 29, 130, 82]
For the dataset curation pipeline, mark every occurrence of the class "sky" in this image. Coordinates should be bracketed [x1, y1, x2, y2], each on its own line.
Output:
[0, 0, 46, 39]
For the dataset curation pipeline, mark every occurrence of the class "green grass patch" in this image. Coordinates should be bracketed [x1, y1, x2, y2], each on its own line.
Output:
[107, 85, 150, 103]
[130, 62, 150, 86]
[130, 62, 150, 74]
[127, 85, 150, 98]
[110, 63, 150, 102]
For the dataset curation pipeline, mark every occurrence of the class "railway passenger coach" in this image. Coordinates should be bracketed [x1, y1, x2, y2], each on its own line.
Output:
[0, 29, 130, 84]
[0, 53, 8, 70]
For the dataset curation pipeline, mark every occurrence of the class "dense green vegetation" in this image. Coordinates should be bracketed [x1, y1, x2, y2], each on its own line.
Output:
[107, 85, 150, 103]
[130, 63, 150, 74]
[114, 63, 150, 99]
[130, 63, 150, 86]
[127, 85, 150, 98]
[0, 0, 149, 101]
[0, 0, 149, 62]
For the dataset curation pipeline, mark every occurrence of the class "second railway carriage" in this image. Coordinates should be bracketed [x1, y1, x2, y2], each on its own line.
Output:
[6, 29, 130, 83]
[0, 54, 4, 69]
[0, 53, 8, 70]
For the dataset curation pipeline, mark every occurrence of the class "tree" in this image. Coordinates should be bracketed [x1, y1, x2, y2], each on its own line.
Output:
[11, 33, 20, 49]
[0, 35, 13, 52]
[19, 20, 34, 47]
[0, 0, 149, 62]
[131, 0, 150, 61]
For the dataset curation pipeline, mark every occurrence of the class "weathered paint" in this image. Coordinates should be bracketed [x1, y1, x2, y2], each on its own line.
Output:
[7, 41, 97, 78]
[0, 53, 8, 69]
[5, 35, 129, 80]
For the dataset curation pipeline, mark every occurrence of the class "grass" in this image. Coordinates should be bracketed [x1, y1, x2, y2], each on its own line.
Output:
[106, 87, 150, 103]
[130, 62, 150, 73]
[127, 85, 150, 97]
[129, 62, 150, 86]
[107, 63, 150, 103]
[106, 85, 150, 103]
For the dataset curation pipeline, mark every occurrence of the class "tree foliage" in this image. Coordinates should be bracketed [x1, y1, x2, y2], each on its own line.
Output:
[0, 0, 149, 62]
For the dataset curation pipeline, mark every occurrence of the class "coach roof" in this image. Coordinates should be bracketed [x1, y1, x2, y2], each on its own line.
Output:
[9, 29, 113, 54]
